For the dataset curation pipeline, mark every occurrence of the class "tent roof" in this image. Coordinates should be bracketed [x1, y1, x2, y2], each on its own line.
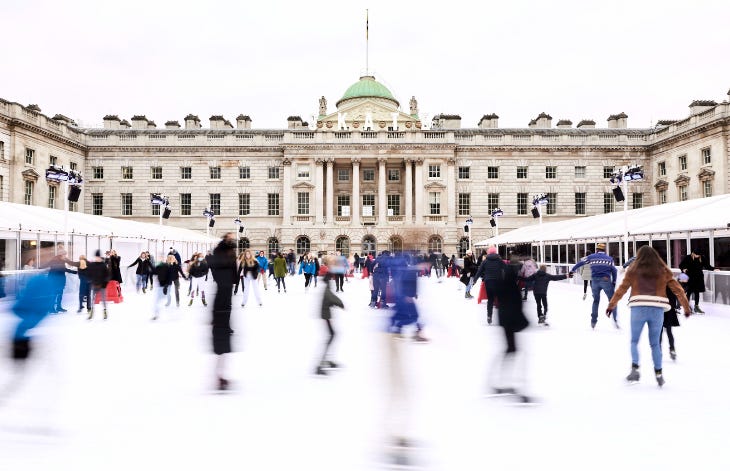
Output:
[0, 201, 216, 243]
[475, 194, 730, 247]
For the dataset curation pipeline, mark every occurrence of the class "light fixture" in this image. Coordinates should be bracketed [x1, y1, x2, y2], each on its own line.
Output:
[612, 186, 625, 202]
[531, 207, 541, 218]
[234, 217, 244, 233]
[162, 206, 172, 219]
[490, 208, 504, 218]
[45, 165, 84, 201]
[532, 193, 549, 206]
[151, 193, 169, 206]
[203, 208, 215, 219]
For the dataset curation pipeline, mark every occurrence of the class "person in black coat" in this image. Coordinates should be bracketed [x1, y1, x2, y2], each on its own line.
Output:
[524, 265, 571, 325]
[678, 250, 717, 313]
[315, 274, 345, 375]
[164, 255, 187, 308]
[107, 250, 123, 284]
[661, 285, 681, 361]
[461, 250, 477, 298]
[86, 251, 111, 320]
[128, 252, 152, 293]
[489, 257, 531, 401]
[208, 233, 238, 390]
[474, 246, 507, 325]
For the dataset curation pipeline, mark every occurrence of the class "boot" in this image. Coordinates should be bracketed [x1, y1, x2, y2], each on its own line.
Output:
[669, 348, 677, 361]
[188, 298, 194, 306]
[655, 369, 665, 387]
[694, 304, 704, 314]
[413, 332, 429, 343]
[487, 314, 493, 325]
[315, 366, 327, 376]
[626, 364, 640, 382]
[103, 309, 108, 320]
[202, 294, 207, 307]
[87, 310, 93, 320]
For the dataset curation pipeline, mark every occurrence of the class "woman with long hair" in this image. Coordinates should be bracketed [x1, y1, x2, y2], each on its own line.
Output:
[188, 252, 209, 306]
[273, 252, 287, 293]
[238, 249, 262, 307]
[76, 255, 91, 313]
[299, 252, 316, 290]
[128, 251, 151, 293]
[678, 250, 718, 314]
[607, 246, 691, 387]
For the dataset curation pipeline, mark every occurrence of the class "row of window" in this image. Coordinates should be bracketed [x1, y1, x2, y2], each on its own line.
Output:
[23, 148, 79, 170]
[657, 147, 712, 176]
[94, 166, 282, 181]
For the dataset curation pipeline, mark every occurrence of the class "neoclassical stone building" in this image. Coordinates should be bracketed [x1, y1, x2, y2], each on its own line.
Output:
[1, 76, 728, 256]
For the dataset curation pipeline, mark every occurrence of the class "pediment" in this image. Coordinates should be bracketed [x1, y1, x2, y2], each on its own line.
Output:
[424, 181, 447, 190]
[292, 181, 315, 189]
[318, 98, 419, 131]
[674, 174, 690, 186]
[22, 168, 40, 181]
[698, 167, 715, 181]
[654, 179, 668, 191]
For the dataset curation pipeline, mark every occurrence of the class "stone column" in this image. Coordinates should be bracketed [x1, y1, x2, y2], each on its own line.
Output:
[447, 156, 456, 223]
[404, 157, 413, 223]
[282, 157, 292, 224]
[315, 158, 324, 224]
[378, 157, 387, 225]
[351, 157, 360, 226]
[414, 158, 424, 224]
[326, 158, 334, 224]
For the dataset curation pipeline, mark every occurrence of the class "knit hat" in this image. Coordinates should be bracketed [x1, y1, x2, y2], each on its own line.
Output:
[596, 243, 606, 251]
[487, 246, 498, 254]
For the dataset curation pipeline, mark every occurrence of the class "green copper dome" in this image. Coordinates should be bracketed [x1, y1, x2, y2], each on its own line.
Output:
[336, 76, 399, 107]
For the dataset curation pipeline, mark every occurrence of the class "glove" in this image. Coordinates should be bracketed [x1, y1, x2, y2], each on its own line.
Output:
[605, 307, 613, 317]
[163, 287, 168, 295]
[685, 308, 692, 318]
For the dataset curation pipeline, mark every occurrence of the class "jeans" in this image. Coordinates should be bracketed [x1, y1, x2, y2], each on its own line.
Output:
[135, 274, 146, 292]
[630, 305, 664, 370]
[466, 277, 474, 293]
[287, 262, 295, 275]
[591, 278, 617, 323]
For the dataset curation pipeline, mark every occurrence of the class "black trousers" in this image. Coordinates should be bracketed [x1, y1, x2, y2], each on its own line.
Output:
[660, 326, 675, 350]
[335, 274, 344, 291]
[533, 293, 548, 318]
[486, 282, 499, 317]
[212, 283, 233, 355]
[319, 319, 335, 364]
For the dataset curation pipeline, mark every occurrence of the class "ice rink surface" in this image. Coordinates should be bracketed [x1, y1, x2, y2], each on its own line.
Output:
[2, 272, 729, 470]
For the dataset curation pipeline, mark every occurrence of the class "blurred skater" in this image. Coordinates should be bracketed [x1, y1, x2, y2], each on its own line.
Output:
[86, 251, 111, 320]
[238, 249, 262, 307]
[273, 252, 287, 293]
[209, 233, 237, 390]
[314, 274, 344, 375]
[188, 253, 208, 306]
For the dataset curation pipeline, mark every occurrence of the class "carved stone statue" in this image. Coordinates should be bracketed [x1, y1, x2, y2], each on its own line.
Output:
[319, 96, 327, 116]
[409, 96, 418, 115]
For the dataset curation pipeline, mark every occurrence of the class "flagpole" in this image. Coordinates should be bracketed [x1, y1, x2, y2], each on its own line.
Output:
[365, 9, 370, 75]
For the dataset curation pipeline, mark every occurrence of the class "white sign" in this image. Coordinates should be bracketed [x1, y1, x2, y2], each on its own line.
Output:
[341, 205, 350, 216]
[387, 208, 394, 216]
[363, 205, 373, 216]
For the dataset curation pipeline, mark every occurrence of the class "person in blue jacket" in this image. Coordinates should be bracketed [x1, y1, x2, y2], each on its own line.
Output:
[570, 243, 618, 329]
[255, 250, 269, 291]
[299, 252, 317, 289]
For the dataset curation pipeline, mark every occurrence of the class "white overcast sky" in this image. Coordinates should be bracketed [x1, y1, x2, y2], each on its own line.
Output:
[2, 0, 728, 129]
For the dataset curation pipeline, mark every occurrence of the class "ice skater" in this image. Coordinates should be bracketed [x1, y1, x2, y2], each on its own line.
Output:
[524, 264, 572, 325]
[273, 252, 287, 293]
[238, 249, 262, 307]
[188, 253, 209, 306]
[314, 274, 344, 375]
[209, 233, 237, 390]
[570, 243, 618, 329]
[679, 249, 718, 314]
[87, 251, 111, 320]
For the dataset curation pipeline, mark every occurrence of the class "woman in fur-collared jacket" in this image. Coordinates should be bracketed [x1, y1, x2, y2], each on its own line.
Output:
[607, 246, 691, 387]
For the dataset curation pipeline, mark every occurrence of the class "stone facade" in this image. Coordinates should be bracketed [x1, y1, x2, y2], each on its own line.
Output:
[1, 81, 729, 256]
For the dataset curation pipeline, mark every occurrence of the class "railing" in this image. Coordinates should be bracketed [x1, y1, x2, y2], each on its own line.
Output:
[387, 132, 405, 139]
[334, 132, 351, 139]
[294, 215, 312, 222]
[360, 132, 377, 139]
[388, 215, 404, 222]
[426, 215, 444, 222]
[236, 134, 254, 140]
[178, 134, 196, 139]
[119, 134, 137, 141]
[293, 132, 314, 139]
[335, 216, 350, 222]
[265, 133, 284, 142]
[424, 132, 445, 139]
[91, 134, 107, 140]
[207, 134, 224, 140]
[513, 134, 531, 141]
[149, 134, 166, 140]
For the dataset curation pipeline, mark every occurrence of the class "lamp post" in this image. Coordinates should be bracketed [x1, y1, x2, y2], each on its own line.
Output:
[203, 208, 215, 238]
[45, 165, 83, 255]
[532, 194, 549, 264]
[151, 194, 170, 226]
[465, 216, 473, 252]
[234, 218, 243, 256]
[610, 165, 643, 264]
[490, 208, 504, 238]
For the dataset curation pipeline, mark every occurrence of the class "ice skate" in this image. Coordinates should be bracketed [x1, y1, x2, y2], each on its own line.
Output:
[582, 292, 587, 300]
[694, 305, 704, 314]
[670, 348, 677, 361]
[626, 365, 640, 383]
[655, 370, 665, 387]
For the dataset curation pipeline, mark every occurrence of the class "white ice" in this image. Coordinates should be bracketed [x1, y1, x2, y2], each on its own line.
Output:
[1, 272, 729, 470]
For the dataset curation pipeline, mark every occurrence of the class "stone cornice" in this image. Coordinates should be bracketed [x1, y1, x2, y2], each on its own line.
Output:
[281, 144, 457, 151]
[7, 118, 87, 152]
[455, 145, 648, 153]
[647, 116, 730, 151]
[87, 146, 284, 154]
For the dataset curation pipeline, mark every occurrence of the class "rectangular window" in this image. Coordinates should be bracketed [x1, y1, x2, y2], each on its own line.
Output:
[180, 193, 191, 215]
[703, 180, 712, 198]
[210, 166, 221, 179]
[239, 166, 250, 179]
[574, 166, 586, 179]
[517, 166, 528, 179]
[297, 192, 310, 215]
[24, 181, 33, 205]
[69, 201, 77, 212]
[121, 193, 133, 216]
[151, 166, 162, 179]
[575, 192, 586, 215]
[603, 166, 614, 179]
[121, 166, 133, 180]
[181, 167, 192, 180]
[428, 165, 441, 178]
[388, 169, 400, 182]
[151, 193, 160, 216]
[297, 165, 310, 179]
[545, 166, 557, 179]
[658, 189, 667, 205]
[363, 168, 375, 181]
[429, 192, 441, 215]
[458, 193, 470, 216]
[0, 141, 4, 159]
[239, 193, 250, 215]
[517, 192, 528, 215]
[702, 147, 711, 165]
[337, 194, 351, 216]
[0, 175, 3, 201]
[487, 166, 499, 179]
[93, 166, 104, 179]
[362, 194, 375, 215]
[546, 193, 557, 214]
[70, 162, 78, 171]
[338, 169, 350, 182]
[658, 162, 666, 177]
[268, 166, 280, 179]
[487, 193, 500, 212]
[678, 154, 687, 171]
[632, 193, 643, 209]
[679, 186, 688, 201]
[209, 193, 221, 215]
[603, 193, 615, 213]
[92, 193, 103, 215]
[458, 166, 470, 179]
[387, 194, 400, 216]
[25, 148, 35, 165]
[48, 185, 56, 208]
[49, 155, 58, 166]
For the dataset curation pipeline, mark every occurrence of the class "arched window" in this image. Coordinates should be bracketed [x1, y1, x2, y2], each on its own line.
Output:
[389, 236, 403, 254]
[267, 237, 280, 257]
[238, 237, 250, 252]
[335, 236, 350, 256]
[458, 237, 470, 257]
[296, 235, 310, 255]
[428, 235, 442, 253]
[362, 235, 377, 256]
